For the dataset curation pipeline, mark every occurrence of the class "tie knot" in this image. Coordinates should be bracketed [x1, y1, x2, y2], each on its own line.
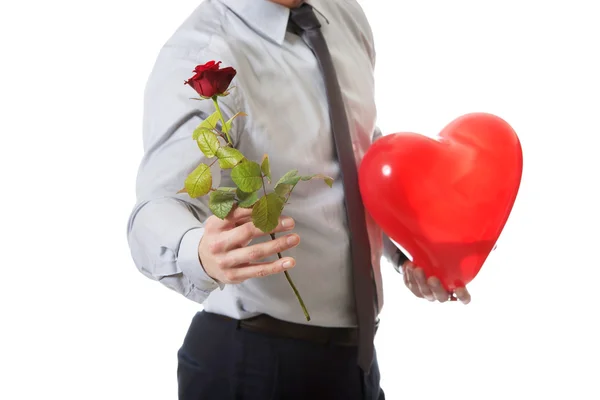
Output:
[289, 3, 321, 32]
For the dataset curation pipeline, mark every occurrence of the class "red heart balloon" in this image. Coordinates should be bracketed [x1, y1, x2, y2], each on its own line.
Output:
[359, 113, 523, 290]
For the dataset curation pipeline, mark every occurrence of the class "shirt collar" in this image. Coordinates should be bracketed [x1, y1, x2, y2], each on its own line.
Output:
[218, 0, 298, 45]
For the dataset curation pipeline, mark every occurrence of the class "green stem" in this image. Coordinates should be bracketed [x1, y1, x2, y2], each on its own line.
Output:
[212, 97, 232, 145]
[271, 233, 310, 322]
[261, 175, 310, 321]
[262, 175, 268, 197]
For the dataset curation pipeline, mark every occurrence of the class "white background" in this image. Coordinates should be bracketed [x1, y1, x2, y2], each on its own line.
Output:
[1, 0, 599, 399]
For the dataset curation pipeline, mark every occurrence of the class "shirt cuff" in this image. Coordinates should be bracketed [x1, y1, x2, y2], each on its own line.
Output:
[177, 227, 223, 293]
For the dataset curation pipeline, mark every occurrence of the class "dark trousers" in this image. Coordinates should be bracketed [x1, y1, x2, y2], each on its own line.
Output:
[177, 311, 385, 400]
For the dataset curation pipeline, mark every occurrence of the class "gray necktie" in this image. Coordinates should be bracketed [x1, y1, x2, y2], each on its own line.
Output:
[288, 3, 377, 373]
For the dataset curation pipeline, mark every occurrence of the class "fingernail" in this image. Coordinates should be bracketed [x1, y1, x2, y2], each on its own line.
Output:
[282, 217, 294, 228]
[430, 279, 439, 287]
[287, 235, 299, 245]
[282, 259, 294, 269]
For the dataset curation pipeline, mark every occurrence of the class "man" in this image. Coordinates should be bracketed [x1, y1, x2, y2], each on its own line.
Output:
[127, 0, 471, 398]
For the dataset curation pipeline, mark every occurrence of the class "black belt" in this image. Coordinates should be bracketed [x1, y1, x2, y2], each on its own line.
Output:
[213, 312, 379, 347]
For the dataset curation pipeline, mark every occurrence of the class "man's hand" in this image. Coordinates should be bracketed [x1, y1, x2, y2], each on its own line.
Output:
[199, 207, 300, 284]
[402, 261, 471, 304]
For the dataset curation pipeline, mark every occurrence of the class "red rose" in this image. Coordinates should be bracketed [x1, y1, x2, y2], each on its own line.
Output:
[185, 61, 237, 98]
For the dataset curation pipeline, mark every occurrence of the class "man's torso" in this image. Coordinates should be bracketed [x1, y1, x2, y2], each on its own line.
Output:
[154, 0, 383, 327]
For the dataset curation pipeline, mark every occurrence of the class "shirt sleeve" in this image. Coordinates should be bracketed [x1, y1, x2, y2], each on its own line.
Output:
[371, 126, 409, 273]
[126, 45, 242, 303]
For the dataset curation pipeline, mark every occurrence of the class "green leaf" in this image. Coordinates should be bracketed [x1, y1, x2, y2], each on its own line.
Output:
[252, 192, 285, 233]
[274, 170, 300, 198]
[184, 163, 212, 198]
[237, 188, 260, 208]
[199, 111, 220, 132]
[273, 170, 334, 198]
[194, 128, 220, 157]
[192, 126, 210, 141]
[276, 169, 301, 186]
[274, 183, 293, 197]
[224, 111, 247, 133]
[231, 160, 263, 192]
[261, 154, 271, 183]
[209, 188, 237, 219]
[215, 146, 244, 169]
[301, 174, 334, 188]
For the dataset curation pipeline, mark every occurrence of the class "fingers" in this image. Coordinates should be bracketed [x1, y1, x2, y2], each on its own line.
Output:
[454, 287, 471, 304]
[427, 276, 450, 303]
[229, 258, 297, 283]
[216, 216, 296, 252]
[201, 209, 299, 284]
[403, 262, 424, 299]
[413, 268, 435, 301]
[219, 233, 300, 268]
[204, 207, 253, 234]
[403, 262, 471, 304]
[208, 206, 253, 231]
[225, 205, 254, 222]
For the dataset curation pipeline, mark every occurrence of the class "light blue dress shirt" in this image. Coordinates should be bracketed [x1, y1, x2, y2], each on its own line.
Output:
[127, 0, 401, 328]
